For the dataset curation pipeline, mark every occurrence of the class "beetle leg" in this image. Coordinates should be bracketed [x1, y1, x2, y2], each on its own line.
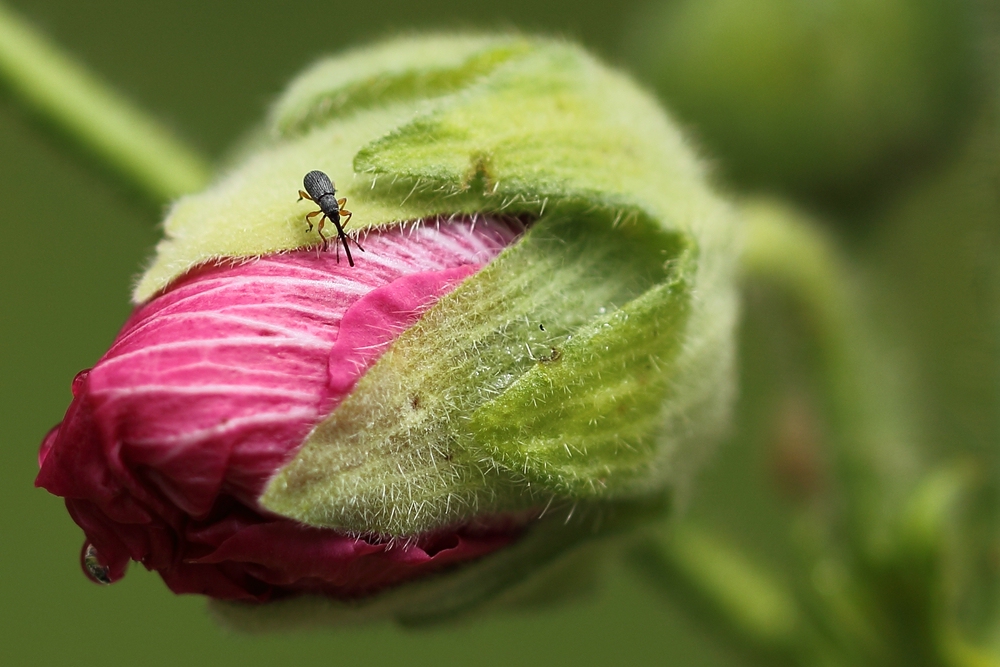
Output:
[297, 190, 313, 202]
[337, 197, 347, 207]
[317, 215, 329, 251]
[305, 209, 321, 232]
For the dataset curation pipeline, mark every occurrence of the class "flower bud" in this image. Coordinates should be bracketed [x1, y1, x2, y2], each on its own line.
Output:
[626, 0, 977, 206]
[37, 35, 738, 625]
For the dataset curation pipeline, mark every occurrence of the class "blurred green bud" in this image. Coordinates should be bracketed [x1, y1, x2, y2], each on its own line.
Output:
[626, 0, 978, 207]
[132, 34, 738, 624]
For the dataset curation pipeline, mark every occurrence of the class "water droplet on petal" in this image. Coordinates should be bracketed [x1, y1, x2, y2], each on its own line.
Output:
[71, 369, 91, 397]
[81, 543, 112, 585]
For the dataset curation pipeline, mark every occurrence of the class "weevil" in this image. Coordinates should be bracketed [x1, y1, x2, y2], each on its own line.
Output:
[297, 170, 365, 266]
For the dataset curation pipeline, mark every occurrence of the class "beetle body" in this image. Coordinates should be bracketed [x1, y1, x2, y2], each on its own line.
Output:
[298, 170, 363, 266]
[303, 170, 340, 222]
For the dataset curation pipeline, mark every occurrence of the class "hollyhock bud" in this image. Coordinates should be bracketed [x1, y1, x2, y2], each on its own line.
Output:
[37, 35, 738, 626]
[626, 0, 977, 205]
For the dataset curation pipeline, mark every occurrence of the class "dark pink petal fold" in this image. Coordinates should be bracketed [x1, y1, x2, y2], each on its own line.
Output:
[36, 218, 525, 601]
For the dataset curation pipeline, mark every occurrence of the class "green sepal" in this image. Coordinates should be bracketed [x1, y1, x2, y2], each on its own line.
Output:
[270, 35, 534, 137]
[133, 35, 730, 302]
[469, 257, 692, 497]
[350, 42, 711, 223]
[259, 212, 689, 535]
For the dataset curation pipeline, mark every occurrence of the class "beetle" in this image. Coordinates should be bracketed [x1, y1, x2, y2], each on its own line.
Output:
[297, 170, 364, 266]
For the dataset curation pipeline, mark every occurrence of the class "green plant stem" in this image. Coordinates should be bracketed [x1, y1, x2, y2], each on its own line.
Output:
[628, 528, 832, 667]
[737, 202, 1000, 666]
[740, 200, 920, 543]
[739, 201, 933, 666]
[630, 201, 948, 666]
[0, 2, 210, 204]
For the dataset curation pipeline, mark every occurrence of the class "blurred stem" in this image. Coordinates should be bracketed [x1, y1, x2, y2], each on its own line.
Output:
[740, 200, 920, 550]
[628, 528, 830, 667]
[0, 2, 210, 205]
[738, 201, 999, 666]
[739, 201, 926, 664]
[628, 203, 1000, 665]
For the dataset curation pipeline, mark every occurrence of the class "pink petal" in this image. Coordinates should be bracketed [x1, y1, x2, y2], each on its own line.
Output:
[36, 218, 527, 599]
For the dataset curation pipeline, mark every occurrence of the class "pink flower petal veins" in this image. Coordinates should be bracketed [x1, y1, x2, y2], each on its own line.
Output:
[36, 218, 526, 600]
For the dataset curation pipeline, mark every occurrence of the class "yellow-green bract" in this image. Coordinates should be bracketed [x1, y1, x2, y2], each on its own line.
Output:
[135, 34, 739, 624]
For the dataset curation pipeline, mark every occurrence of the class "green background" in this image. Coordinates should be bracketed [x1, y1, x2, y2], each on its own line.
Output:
[1, 1, 996, 665]
[0, 1, 735, 665]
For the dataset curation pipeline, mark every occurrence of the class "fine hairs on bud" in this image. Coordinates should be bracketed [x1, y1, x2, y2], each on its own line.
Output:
[41, 34, 738, 626]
